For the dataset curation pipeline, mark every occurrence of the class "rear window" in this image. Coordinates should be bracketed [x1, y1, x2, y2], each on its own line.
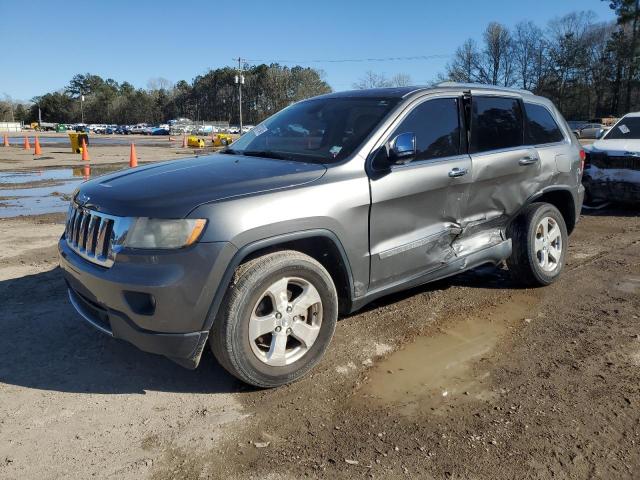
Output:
[470, 96, 523, 153]
[524, 103, 564, 145]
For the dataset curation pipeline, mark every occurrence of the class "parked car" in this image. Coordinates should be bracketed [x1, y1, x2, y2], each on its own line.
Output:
[59, 84, 583, 388]
[567, 120, 588, 137]
[114, 125, 130, 135]
[129, 124, 148, 134]
[583, 112, 640, 204]
[576, 123, 606, 139]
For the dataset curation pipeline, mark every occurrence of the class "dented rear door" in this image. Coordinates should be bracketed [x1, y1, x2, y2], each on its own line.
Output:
[462, 95, 541, 229]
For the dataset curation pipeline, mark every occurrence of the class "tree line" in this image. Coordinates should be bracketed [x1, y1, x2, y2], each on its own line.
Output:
[0, 64, 331, 126]
[441, 0, 640, 120]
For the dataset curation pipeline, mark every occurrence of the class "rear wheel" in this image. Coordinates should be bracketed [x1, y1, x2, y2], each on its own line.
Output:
[507, 202, 568, 286]
[210, 250, 338, 387]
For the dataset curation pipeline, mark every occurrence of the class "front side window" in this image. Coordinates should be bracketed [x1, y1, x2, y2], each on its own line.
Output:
[390, 98, 460, 161]
[524, 103, 564, 145]
[470, 96, 523, 153]
[226, 97, 399, 163]
[603, 116, 640, 140]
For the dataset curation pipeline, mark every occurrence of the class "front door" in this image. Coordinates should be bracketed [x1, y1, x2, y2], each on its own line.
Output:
[368, 96, 471, 291]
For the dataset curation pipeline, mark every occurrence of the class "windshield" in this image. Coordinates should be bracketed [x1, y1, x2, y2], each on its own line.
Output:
[604, 117, 640, 140]
[225, 97, 400, 163]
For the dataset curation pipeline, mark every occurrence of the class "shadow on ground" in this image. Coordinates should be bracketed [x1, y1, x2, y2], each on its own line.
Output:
[0, 266, 246, 395]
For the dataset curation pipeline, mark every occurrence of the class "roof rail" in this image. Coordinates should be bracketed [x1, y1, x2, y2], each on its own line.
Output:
[435, 82, 533, 95]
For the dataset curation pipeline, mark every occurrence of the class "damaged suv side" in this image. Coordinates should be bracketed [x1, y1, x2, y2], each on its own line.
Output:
[59, 83, 584, 387]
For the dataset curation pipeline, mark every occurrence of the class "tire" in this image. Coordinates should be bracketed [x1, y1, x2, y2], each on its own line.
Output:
[210, 250, 338, 388]
[506, 202, 568, 287]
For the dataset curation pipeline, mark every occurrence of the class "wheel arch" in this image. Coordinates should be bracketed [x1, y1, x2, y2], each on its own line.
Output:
[202, 229, 355, 332]
[527, 187, 577, 234]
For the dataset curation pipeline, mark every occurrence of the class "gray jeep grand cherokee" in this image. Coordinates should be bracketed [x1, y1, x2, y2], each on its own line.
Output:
[59, 83, 584, 387]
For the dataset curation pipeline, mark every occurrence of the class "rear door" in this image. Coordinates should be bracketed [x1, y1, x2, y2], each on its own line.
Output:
[368, 95, 472, 290]
[463, 95, 542, 228]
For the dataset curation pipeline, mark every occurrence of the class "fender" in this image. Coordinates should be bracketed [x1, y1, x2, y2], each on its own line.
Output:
[508, 184, 579, 232]
[201, 229, 356, 331]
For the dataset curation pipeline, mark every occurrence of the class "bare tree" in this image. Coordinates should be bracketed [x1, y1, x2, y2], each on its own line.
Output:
[512, 21, 545, 90]
[147, 77, 174, 91]
[479, 22, 513, 86]
[389, 73, 413, 87]
[352, 71, 391, 89]
[445, 39, 482, 82]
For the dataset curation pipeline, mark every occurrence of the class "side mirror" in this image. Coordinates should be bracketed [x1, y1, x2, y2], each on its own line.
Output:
[388, 132, 416, 164]
[595, 128, 605, 139]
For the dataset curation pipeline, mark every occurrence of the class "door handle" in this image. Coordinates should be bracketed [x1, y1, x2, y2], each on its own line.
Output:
[448, 167, 468, 178]
[519, 156, 539, 166]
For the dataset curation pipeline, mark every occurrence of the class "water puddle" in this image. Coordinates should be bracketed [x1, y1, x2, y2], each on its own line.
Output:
[0, 166, 123, 217]
[4, 136, 171, 146]
[359, 293, 537, 416]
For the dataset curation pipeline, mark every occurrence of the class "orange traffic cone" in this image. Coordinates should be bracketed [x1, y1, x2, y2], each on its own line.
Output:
[24, 136, 31, 150]
[81, 138, 90, 161]
[129, 143, 138, 167]
[2, 134, 9, 147]
[182, 135, 187, 148]
[33, 136, 42, 155]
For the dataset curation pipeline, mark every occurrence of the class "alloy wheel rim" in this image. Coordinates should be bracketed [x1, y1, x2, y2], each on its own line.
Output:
[534, 216, 562, 272]
[248, 276, 323, 366]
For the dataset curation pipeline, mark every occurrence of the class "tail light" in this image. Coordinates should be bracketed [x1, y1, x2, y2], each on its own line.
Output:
[579, 149, 586, 172]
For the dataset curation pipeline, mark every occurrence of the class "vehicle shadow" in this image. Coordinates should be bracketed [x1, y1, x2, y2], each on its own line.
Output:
[0, 267, 247, 395]
[581, 203, 640, 218]
[352, 263, 515, 316]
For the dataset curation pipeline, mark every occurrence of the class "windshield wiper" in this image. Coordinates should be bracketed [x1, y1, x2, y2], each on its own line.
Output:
[241, 150, 291, 160]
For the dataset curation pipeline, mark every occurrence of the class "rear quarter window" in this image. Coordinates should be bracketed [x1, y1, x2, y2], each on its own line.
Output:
[524, 103, 565, 145]
[470, 96, 523, 154]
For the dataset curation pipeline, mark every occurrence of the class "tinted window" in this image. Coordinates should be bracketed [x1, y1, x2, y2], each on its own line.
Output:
[470, 96, 523, 153]
[391, 98, 460, 161]
[524, 103, 564, 144]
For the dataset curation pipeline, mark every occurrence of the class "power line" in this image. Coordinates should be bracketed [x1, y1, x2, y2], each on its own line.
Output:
[241, 54, 451, 65]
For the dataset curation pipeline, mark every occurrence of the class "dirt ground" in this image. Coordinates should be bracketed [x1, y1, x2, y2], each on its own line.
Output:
[0, 203, 638, 479]
[0, 132, 222, 171]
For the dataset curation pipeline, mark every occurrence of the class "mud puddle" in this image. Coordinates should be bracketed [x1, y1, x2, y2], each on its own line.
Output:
[359, 292, 538, 416]
[0, 166, 123, 217]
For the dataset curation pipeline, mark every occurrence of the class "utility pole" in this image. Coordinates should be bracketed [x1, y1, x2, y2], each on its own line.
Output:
[80, 93, 85, 124]
[234, 57, 245, 132]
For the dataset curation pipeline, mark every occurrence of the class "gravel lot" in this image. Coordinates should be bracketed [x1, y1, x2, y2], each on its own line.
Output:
[0, 205, 638, 479]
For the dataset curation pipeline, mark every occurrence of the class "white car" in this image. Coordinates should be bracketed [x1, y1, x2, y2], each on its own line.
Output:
[583, 112, 640, 204]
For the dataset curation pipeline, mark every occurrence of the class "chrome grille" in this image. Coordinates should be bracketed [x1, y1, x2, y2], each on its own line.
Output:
[590, 152, 640, 171]
[65, 203, 126, 268]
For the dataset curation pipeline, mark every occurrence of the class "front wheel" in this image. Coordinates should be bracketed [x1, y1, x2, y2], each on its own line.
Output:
[210, 250, 338, 387]
[507, 202, 568, 287]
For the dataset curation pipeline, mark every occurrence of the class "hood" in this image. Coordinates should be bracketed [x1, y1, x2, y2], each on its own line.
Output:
[76, 154, 327, 218]
[589, 138, 640, 155]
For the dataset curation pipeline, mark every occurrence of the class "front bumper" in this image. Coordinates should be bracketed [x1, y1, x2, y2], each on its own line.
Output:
[59, 238, 237, 368]
[583, 169, 640, 203]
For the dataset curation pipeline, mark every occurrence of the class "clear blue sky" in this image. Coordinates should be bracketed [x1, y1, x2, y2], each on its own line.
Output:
[1, 0, 616, 102]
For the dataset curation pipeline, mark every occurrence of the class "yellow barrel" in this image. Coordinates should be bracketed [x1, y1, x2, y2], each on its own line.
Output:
[68, 132, 89, 153]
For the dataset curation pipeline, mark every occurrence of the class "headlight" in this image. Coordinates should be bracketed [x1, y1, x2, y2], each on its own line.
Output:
[124, 218, 207, 249]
